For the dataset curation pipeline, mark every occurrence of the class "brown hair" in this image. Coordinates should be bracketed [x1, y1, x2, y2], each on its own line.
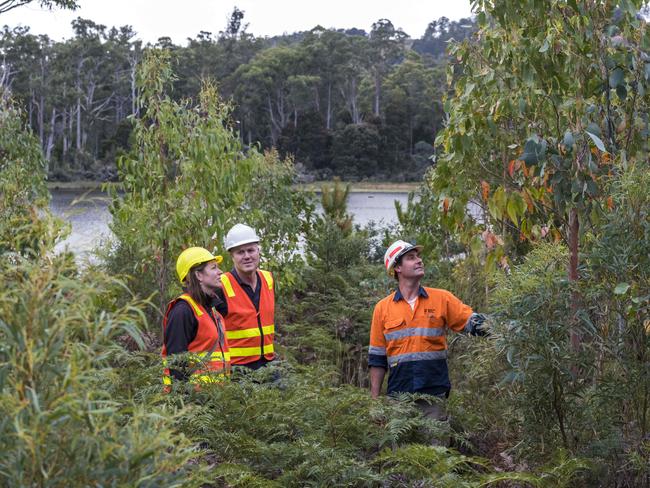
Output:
[184, 261, 213, 310]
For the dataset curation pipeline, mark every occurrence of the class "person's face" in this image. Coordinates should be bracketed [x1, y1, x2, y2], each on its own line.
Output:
[394, 249, 424, 280]
[230, 243, 260, 275]
[196, 260, 223, 293]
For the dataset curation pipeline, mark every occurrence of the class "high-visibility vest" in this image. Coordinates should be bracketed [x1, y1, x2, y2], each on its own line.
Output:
[220, 270, 275, 365]
[162, 294, 231, 388]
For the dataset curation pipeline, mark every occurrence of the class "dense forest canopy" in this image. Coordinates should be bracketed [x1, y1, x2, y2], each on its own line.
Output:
[0, 9, 475, 181]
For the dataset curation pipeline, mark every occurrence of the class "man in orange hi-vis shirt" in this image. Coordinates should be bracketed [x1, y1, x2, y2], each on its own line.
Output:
[369, 240, 486, 419]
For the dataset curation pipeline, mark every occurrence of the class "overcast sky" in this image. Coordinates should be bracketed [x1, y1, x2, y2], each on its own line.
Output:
[2, 0, 474, 44]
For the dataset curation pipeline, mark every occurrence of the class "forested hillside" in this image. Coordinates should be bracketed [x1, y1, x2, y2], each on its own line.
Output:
[0, 9, 474, 181]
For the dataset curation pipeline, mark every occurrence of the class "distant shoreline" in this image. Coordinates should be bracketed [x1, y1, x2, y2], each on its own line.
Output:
[47, 180, 421, 193]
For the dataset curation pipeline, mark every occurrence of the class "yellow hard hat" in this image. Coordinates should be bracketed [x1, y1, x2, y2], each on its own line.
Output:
[176, 247, 223, 283]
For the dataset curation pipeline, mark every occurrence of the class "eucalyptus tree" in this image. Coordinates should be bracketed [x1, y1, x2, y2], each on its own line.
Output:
[174, 30, 221, 98]
[412, 16, 477, 59]
[110, 49, 309, 314]
[0, 92, 59, 255]
[367, 18, 407, 117]
[435, 0, 649, 314]
[301, 27, 350, 130]
[337, 33, 369, 125]
[0, 0, 77, 15]
[431, 0, 650, 462]
[0, 27, 48, 139]
[233, 45, 312, 144]
[384, 50, 444, 159]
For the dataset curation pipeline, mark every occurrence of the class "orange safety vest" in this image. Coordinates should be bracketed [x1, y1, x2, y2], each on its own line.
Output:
[162, 293, 231, 388]
[220, 270, 275, 365]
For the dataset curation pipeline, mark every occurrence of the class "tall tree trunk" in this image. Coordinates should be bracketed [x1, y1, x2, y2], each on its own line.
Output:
[339, 77, 361, 125]
[131, 63, 137, 116]
[313, 85, 320, 112]
[374, 72, 380, 117]
[38, 94, 45, 149]
[568, 207, 581, 352]
[408, 106, 414, 154]
[326, 82, 332, 130]
[76, 97, 82, 152]
[276, 89, 288, 130]
[267, 95, 278, 145]
[45, 107, 56, 166]
[28, 90, 34, 129]
[61, 110, 68, 159]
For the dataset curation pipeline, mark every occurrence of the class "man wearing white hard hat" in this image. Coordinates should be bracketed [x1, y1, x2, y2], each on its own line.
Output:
[220, 223, 276, 369]
[368, 240, 486, 418]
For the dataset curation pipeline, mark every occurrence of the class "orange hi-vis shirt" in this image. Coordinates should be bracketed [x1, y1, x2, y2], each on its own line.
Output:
[368, 286, 473, 395]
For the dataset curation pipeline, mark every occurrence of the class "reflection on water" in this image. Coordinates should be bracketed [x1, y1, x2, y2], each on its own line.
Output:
[49, 189, 413, 258]
[50, 190, 113, 261]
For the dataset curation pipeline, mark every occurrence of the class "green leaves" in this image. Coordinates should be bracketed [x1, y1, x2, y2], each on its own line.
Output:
[0, 250, 201, 486]
[562, 130, 575, 149]
[109, 51, 309, 309]
[609, 68, 625, 88]
[519, 136, 547, 164]
[0, 94, 63, 257]
[585, 131, 607, 152]
[506, 192, 526, 225]
[613, 282, 630, 295]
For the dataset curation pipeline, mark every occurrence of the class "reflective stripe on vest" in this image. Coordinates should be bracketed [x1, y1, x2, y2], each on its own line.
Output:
[220, 271, 275, 364]
[162, 294, 231, 387]
[382, 317, 448, 368]
[388, 350, 448, 367]
[229, 343, 275, 358]
[260, 270, 273, 290]
[226, 324, 275, 339]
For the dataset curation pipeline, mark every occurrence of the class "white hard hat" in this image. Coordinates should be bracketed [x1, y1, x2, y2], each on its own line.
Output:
[225, 223, 260, 251]
[384, 240, 423, 276]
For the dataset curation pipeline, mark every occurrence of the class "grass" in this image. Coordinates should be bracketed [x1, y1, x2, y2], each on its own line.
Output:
[47, 180, 111, 190]
[297, 181, 420, 193]
[49, 180, 421, 193]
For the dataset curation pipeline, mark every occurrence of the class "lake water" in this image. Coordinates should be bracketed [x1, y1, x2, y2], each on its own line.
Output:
[49, 189, 413, 259]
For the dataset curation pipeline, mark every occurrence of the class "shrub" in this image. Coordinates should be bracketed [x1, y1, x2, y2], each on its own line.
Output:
[0, 93, 65, 257]
[0, 251, 204, 486]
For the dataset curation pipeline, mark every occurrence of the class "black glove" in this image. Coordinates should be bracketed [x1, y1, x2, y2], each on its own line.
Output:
[467, 313, 488, 336]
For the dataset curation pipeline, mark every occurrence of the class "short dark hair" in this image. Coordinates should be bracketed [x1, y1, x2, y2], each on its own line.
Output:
[393, 254, 404, 280]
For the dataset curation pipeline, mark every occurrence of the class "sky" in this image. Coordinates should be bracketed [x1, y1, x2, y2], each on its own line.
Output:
[2, 0, 474, 44]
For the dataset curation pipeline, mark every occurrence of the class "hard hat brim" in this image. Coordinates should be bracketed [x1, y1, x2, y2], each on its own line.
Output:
[226, 239, 260, 252]
[177, 249, 224, 284]
[395, 244, 423, 261]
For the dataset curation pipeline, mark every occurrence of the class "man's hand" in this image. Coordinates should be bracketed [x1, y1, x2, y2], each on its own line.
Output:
[467, 313, 489, 336]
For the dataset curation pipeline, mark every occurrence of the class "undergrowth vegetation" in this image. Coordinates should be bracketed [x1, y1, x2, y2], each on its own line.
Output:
[2, 2, 650, 485]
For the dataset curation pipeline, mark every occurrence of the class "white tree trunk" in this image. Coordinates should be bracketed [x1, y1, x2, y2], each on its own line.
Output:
[45, 107, 56, 168]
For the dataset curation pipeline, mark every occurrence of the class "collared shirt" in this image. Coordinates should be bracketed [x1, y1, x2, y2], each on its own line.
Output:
[369, 286, 473, 396]
[230, 268, 261, 311]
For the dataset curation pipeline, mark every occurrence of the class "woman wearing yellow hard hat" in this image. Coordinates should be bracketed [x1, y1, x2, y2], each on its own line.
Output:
[161, 247, 231, 389]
